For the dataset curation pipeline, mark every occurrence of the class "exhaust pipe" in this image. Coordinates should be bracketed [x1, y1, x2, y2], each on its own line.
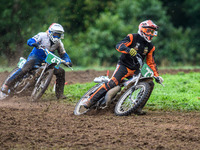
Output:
[104, 85, 121, 106]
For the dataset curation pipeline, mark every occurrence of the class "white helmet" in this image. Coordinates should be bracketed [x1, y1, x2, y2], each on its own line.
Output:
[48, 23, 64, 43]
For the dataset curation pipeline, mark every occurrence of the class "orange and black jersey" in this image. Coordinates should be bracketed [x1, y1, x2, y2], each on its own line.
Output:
[116, 33, 159, 77]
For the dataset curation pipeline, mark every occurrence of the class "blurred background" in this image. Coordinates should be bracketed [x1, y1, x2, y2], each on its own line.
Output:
[0, 0, 199, 67]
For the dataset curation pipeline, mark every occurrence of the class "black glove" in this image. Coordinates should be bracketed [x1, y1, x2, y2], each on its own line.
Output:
[64, 62, 73, 67]
[155, 76, 164, 84]
[31, 43, 39, 49]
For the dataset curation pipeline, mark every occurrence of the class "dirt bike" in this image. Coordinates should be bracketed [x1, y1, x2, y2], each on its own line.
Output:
[0, 46, 71, 101]
[74, 54, 164, 116]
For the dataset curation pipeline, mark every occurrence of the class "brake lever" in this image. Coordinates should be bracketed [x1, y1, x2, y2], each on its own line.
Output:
[160, 82, 165, 87]
[154, 76, 165, 87]
[63, 61, 73, 70]
[67, 65, 73, 70]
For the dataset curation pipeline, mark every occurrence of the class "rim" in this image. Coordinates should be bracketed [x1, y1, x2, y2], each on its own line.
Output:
[116, 84, 145, 114]
[74, 97, 90, 115]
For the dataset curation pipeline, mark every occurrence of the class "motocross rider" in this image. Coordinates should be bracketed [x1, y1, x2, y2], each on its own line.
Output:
[83, 20, 164, 114]
[1, 23, 72, 99]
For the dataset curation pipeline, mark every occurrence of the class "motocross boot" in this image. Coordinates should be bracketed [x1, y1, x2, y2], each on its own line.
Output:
[83, 98, 94, 109]
[54, 67, 66, 99]
[57, 95, 67, 99]
[1, 84, 9, 94]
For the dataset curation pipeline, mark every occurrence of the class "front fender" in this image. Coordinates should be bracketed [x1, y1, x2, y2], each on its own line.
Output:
[139, 77, 153, 82]
[45, 63, 57, 71]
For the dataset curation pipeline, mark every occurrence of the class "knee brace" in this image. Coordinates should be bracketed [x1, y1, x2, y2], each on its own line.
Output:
[105, 77, 118, 90]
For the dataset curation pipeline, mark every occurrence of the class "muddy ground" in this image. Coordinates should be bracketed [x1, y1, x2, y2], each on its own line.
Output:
[0, 69, 200, 150]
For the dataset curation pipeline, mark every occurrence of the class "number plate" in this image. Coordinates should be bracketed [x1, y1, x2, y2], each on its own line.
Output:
[141, 63, 154, 77]
[17, 57, 26, 68]
[45, 52, 62, 69]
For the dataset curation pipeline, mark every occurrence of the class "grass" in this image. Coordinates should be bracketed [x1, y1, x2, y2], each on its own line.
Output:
[159, 65, 200, 70]
[54, 72, 200, 112]
[1, 65, 200, 73]
[0, 67, 15, 72]
[147, 72, 200, 111]
[1, 66, 199, 111]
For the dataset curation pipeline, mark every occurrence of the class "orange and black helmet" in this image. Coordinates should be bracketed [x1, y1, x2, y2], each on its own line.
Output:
[138, 20, 159, 42]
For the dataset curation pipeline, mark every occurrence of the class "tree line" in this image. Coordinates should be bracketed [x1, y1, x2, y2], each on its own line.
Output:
[0, 0, 199, 66]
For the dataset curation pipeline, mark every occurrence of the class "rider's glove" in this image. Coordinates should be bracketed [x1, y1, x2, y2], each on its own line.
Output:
[31, 43, 39, 49]
[155, 76, 164, 84]
[64, 62, 73, 67]
[129, 48, 137, 57]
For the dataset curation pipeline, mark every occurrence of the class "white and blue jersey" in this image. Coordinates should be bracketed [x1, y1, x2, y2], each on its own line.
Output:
[27, 32, 71, 62]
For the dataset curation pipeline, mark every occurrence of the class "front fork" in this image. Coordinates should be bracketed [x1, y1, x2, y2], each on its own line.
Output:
[128, 73, 142, 101]
[35, 63, 48, 87]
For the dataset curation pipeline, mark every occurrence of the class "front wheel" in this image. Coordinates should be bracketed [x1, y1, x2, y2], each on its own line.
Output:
[74, 84, 102, 115]
[114, 82, 151, 116]
[31, 69, 54, 101]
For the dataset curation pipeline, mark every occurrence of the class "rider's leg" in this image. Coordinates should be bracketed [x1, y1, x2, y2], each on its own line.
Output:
[1, 55, 40, 93]
[54, 67, 66, 99]
[84, 64, 135, 108]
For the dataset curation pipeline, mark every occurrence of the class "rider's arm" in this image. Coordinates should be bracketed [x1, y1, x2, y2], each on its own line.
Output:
[27, 38, 37, 47]
[146, 46, 159, 77]
[27, 33, 42, 47]
[58, 41, 72, 63]
[116, 34, 133, 54]
[61, 52, 71, 63]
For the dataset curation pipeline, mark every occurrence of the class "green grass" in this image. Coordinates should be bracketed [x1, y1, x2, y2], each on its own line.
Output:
[1, 66, 199, 111]
[0, 66, 116, 72]
[159, 65, 200, 70]
[55, 72, 200, 111]
[0, 66, 15, 72]
[2, 65, 199, 73]
[147, 72, 200, 111]
[44, 82, 96, 103]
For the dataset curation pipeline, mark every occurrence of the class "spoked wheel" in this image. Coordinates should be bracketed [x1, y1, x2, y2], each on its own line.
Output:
[74, 84, 102, 115]
[31, 69, 54, 101]
[114, 82, 151, 116]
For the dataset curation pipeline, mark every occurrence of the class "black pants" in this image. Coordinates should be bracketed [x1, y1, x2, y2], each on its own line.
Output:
[6, 56, 65, 99]
[54, 67, 65, 99]
[89, 64, 136, 103]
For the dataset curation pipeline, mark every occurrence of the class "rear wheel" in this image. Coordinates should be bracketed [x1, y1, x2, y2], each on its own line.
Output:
[74, 84, 102, 115]
[31, 69, 54, 101]
[114, 82, 151, 116]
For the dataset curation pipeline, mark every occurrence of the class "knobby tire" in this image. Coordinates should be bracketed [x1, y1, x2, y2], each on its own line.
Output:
[114, 82, 151, 116]
[31, 69, 54, 101]
[74, 84, 102, 115]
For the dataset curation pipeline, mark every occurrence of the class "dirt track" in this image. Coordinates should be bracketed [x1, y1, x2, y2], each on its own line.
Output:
[0, 69, 200, 150]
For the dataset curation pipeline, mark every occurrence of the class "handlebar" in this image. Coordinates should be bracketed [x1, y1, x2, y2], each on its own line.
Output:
[154, 76, 164, 87]
[136, 54, 143, 68]
[38, 45, 73, 70]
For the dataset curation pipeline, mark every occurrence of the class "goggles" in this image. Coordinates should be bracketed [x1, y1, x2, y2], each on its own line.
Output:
[145, 28, 157, 36]
[53, 32, 62, 38]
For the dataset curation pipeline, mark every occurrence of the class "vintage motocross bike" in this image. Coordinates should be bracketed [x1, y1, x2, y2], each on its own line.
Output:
[74, 54, 164, 116]
[0, 46, 71, 101]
